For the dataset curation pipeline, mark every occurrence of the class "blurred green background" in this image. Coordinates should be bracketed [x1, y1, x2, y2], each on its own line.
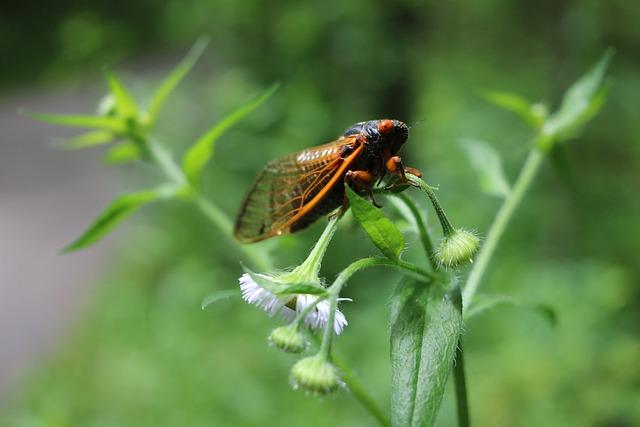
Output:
[1, 0, 639, 426]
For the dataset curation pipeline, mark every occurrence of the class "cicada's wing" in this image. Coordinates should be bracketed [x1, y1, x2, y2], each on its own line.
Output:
[234, 136, 363, 242]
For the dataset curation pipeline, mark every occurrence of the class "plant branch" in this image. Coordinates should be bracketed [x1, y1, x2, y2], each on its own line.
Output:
[396, 193, 437, 270]
[453, 340, 470, 427]
[146, 137, 272, 271]
[462, 148, 544, 308]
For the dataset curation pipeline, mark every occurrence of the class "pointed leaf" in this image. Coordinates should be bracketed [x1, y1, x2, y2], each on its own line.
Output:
[543, 49, 614, 142]
[104, 142, 143, 164]
[56, 130, 114, 150]
[461, 138, 511, 198]
[201, 289, 239, 309]
[465, 293, 556, 326]
[26, 112, 125, 132]
[105, 69, 138, 118]
[62, 184, 179, 253]
[148, 37, 210, 124]
[182, 82, 280, 186]
[390, 277, 463, 427]
[346, 185, 404, 260]
[241, 266, 328, 296]
[484, 91, 546, 128]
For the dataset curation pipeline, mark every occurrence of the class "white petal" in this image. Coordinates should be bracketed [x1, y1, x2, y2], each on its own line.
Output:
[239, 273, 284, 315]
[296, 295, 348, 335]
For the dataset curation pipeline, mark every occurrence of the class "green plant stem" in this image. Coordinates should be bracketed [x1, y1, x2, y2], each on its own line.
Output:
[462, 148, 544, 308]
[146, 137, 272, 271]
[407, 174, 455, 237]
[453, 340, 470, 427]
[397, 193, 437, 270]
[332, 351, 392, 427]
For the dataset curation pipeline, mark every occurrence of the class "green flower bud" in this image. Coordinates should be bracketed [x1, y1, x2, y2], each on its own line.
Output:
[269, 325, 307, 354]
[436, 229, 480, 268]
[290, 355, 341, 395]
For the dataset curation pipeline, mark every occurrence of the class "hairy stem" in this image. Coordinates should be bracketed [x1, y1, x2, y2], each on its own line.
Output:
[462, 148, 544, 308]
[453, 340, 470, 427]
[397, 193, 437, 270]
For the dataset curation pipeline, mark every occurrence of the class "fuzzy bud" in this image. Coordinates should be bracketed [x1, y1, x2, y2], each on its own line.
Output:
[269, 325, 307, 354]
[436, 229, 480, 268]
[290, 355, 340, 395]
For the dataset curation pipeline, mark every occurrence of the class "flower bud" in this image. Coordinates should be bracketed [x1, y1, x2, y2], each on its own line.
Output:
[269, 325, 307, 354]
[436, 229, 480, 268]
[290, 355, 340, 395]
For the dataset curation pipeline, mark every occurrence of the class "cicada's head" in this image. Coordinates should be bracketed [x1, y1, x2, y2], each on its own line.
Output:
[343, 119, 409, 154]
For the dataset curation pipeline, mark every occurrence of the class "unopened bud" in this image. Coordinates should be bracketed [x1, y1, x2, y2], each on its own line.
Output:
[436, 229, 480, 268]
[290, 355, 340, 395]
[269, 325, 306, 354]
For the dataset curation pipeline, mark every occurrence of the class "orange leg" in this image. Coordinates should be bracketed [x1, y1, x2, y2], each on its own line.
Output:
[386, 155, 422, 188]
[345, 169, 382, 207]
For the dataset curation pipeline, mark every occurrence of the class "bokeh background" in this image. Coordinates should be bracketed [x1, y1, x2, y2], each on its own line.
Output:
[1, 0, 639, 426]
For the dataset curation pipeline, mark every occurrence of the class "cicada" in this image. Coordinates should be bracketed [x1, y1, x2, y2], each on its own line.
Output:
[234, 119, 420, 243]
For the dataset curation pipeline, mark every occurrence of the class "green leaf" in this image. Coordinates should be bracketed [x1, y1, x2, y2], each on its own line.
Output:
[148, 37, 210, 124]
[26, 112, 126, 132]
[484, 91, 546, 128]
[201, 289, 239, 309]
[390, 277, 463, 427]
[104, 142, 143, 164]
[241, 266, 328, 297]
[465, 293, 556, 326]
[461, 138, 511, 198]
[346, 185, 404, 260]
[182, 82, 280, 186]
[105, 69, 138, 118]
[62, 184, 179, 253]
[542, 49, 614, 143]
[56, 130, 114, 150]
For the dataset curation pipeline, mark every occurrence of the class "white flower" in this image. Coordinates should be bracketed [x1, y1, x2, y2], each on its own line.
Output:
[239, 273, 349, 335]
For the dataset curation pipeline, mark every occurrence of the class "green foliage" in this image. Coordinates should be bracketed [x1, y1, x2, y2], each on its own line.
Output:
[201, 289, 239, 309]
[241, 266, 328, 297]
[182, 82, 280, 187]
[465, 293, 556, 327]
[461, 138, 511, 198]
[27, 112, 125, 132]
[484, 91, 547, 129]
[147, 37, 209, 125]
[62, 185, 179, 252]
[346, 186, 404, 260]
[541, 49, 614, 147]
[390, 278, 463, 427]
[57, 130, 114, 150]
[104, 68, 138, 118]
[104, 142, 143, 164]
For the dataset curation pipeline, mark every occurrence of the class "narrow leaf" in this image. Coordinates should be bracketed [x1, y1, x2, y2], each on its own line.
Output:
[201, 289, 239, 309]
[465, 293, 556, 326]
[390, 277, 463, 427]
[25, 112, 125, 132]
[484, 91, 545, 128]
[182, 82, 280, 186]
[461, 138, 511, 198]
[56, 130, 114, 150]
[148, 37, 210, 124]
[241, 266, 328, 297]
[543, 49, 614, 142]
[346, 185, 404, 260]
[62, 184, 178, 253]
[104, 142, 143, 164]
[105, 69, 138, 118]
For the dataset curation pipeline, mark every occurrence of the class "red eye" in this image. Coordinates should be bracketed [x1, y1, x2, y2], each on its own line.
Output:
[378, 119, 394, 134]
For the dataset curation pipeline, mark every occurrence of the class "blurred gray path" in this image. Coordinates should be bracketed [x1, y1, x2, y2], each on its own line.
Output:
[0, 83, 117, 399]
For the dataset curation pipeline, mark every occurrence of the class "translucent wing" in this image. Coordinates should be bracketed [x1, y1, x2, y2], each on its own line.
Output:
[234, 136, 363, 242]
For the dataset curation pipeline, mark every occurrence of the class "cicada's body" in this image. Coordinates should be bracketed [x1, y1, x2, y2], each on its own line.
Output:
[234, 119, 413, 243]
